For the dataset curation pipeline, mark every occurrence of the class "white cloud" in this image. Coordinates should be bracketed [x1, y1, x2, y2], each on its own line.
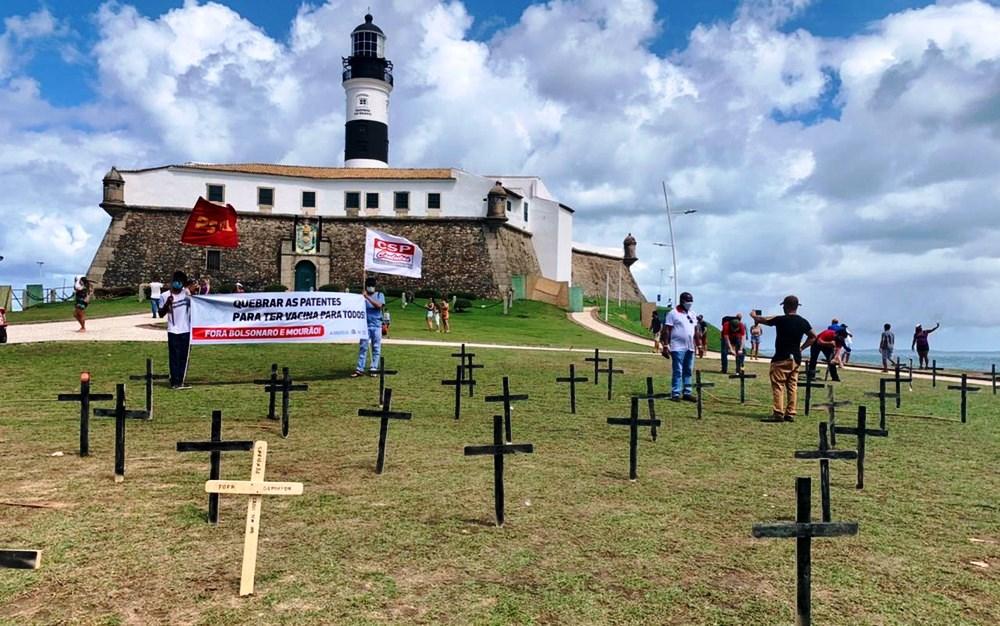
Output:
[1, 0, 1000, 349]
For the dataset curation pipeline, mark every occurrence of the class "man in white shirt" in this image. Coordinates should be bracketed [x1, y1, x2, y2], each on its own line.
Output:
[157, 271, 192, 390]
[661, 291, 698, 401]
[148, 280, 164, 318]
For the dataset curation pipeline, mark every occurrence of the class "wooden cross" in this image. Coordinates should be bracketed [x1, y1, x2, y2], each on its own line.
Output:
[886, 361, 908, 409]
[693, 370, 715, 419]
[982, 364, 998, 396]
[205, 441, 303, 596]
[484, 376, 528, 443]
[260, 367, 308, 438]
[441, 364, 475, 419]
[584, 348, 608, 385]
[450, 343, 476, 361]
[948, 374, 980, 424]
[176, 409, 254, 524]
[752, 476, 859, 626]
[796, 367, 826, 416]
[451, 344, 482, 397]
[607, 397, 661, 481]
[357, 388, 412, 474]
[728, 369, 758, 404]
[833, 405, 887, 489]
[814, 385, 851, 448]
[864, 378, 897, 432]
[632, 376, 669, 441]
[463, 414, 534, 527]
[0, 549, 41, 570]
[598, 357, 624, 401]
[252, 363, 280, 420]
[555, 364, 588, 414]
[794, 422, 857, 522]
[127, 357, 168, 420]
[56, 371, 113, 457]
[93, 383, 149, 482]
[931, 359, 937, 387]
[376, 356, 398, 405]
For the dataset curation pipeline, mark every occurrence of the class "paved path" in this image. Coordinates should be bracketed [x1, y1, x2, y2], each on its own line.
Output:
[4, 311, 655, 356]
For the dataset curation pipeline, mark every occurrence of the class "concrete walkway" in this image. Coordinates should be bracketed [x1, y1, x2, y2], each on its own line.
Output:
[4, 311, 655, 356]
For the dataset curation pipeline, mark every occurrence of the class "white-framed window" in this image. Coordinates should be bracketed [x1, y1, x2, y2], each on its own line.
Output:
[366, 192, 379, 210]
[302, 191, 317, 209]
[345, 191, 361, 212]
[257, 187, 274, 207]
[427, 193, 441, 211]
[394, 191, 409, 212]
[523, 201, 529, 222]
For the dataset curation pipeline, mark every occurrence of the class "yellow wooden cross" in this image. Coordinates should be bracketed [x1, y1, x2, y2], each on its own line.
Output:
[205, 440, 303, 596]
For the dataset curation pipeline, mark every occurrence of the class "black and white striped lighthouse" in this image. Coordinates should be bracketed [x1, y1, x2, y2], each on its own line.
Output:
[342, 14, 393, 168]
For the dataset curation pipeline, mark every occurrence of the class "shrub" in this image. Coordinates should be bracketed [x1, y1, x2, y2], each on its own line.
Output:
[317, 284, 341, 292]
[414, 288, 441, 299]
[384, 287, 404, 297]
[215, 283, 238, 294]
[262, 283, 288, 292]
[448, 291, 479, 301]
[454, 298, 472, 312]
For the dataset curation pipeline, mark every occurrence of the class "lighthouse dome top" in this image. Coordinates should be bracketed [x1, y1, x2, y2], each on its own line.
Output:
[352, 13, 384, 35]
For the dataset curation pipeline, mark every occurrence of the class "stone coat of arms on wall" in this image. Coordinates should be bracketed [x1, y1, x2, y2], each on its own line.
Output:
[294, 217, 321, 254]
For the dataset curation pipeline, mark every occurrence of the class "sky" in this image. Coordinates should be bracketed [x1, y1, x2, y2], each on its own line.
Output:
[0, 0, 998, 350]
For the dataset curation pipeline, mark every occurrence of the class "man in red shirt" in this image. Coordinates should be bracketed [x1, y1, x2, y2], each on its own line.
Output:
[726, 313, 747, 373]
[807, 327, 841, 381]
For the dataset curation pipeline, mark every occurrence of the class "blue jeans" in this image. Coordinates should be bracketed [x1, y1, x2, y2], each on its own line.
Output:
[356, 320, 382, 373]
[670, 350, 694, 397]
[150, 299, 158, 318]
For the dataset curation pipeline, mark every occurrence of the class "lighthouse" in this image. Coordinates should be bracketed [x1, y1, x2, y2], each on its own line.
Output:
[342, 13, 393, 168]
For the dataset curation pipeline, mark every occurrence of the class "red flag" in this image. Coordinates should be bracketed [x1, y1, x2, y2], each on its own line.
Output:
[181, 196, 239, 248]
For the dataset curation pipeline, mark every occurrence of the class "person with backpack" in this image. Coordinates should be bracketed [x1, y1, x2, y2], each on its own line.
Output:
[73, 276, 92, 333]
[726, 313, 747, 373]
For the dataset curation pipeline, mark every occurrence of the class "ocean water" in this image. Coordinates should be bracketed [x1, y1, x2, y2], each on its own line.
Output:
[835, 349, 1000, 373]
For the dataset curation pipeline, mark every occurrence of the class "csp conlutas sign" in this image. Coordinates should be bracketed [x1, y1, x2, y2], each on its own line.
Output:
[364, 228, 423, 278]
[190, 293, 367, 345]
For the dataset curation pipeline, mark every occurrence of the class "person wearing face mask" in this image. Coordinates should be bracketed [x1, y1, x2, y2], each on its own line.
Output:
[157, 270, 193, 389]
[353, 276, 385, 377]
[660, 291, 698, 401]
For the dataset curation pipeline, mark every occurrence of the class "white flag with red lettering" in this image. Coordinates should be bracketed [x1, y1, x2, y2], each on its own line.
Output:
[363, 228, 423, 278]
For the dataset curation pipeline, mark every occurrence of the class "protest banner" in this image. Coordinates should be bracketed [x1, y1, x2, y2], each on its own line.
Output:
[364, 228, 423, 278]
[191, 293, 367, 345]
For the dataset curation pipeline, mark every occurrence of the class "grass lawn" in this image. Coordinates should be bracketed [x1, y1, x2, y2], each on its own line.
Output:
[0, 342, 997, 625]
[6, 297, 149, 325]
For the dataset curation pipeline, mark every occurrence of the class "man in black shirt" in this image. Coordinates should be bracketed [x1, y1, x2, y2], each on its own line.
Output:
[750, 295, 817, 421]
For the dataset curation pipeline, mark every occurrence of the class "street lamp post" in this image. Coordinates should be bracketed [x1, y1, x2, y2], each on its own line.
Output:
[656, 181, 696, 306]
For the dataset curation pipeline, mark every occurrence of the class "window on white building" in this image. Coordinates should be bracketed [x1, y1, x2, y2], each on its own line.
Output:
[207, 184, 225, 203]
[257, 187, 274, 207]
[428, 193, 441, 210]
[394, 191, 409, 211]
[302, 191, 317, 209]
[345, 192, 361, 211]
[523, 201, 529, 222]
[366, 192, 379, 210]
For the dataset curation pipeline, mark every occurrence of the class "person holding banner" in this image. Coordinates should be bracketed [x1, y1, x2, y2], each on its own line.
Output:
[158, 270, 193, 389]
[353, 276, 386, 377]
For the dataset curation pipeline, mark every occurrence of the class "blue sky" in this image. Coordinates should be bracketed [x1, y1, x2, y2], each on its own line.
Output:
[4, 0, 937, 109]
[2, 0, 999, 350]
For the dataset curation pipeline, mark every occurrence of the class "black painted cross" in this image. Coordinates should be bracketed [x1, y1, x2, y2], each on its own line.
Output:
[253, 363, 280, 420]
[607, 397, 661, 480]
[794, 422, 857, 522]
[463, 414, 534, 527]
[948, 374, 980, 424]
[598, 357, 624, 401]
[728, 370, 758, 404]
[887, 361, 907, 409]
[451, 344, 482, 397]
[832, 405, 888, 490]
[441, 364, 475, 419]
[796, 367, 826, 416]
[376, 357, 398, 405]
[693, 370, 715, 419]
[555, 364, 588, 414]
[864, 378, 897, 432]
[982, 364, 997, 396]
[176, 409, 254, 524]
[751, 476, 859, 626]
[484, 376, 528, 443]
[127, 357, 168, 420]
[357, 388, 412, 474]
[584, 348, 608, 385]
[56, 371, 113, 457]
[814, 385, 851, 448]
[931, 359, 937, 388]
[0, 549, 41, 569]
[93, 383, 150, 483]
[632, 376, 669, 441]
[262, 367, 308, 438]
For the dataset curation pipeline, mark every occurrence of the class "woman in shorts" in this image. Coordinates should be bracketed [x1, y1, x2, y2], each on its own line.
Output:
[749, 321, 762, 359]
[425, 299, 437, 331]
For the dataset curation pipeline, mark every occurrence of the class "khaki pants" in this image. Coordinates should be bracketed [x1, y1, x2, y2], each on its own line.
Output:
[769, 359, 799, 417]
